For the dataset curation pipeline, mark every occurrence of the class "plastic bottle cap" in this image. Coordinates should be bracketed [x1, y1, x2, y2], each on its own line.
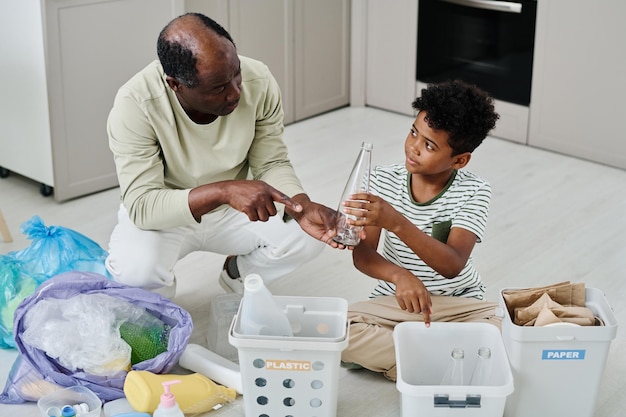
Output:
[73, 403, 89, 414]
[46, 407, 62, 417]
[160, 379, 181, 408]
[243, 274, 263, 291]
[61, 405, 76, 417]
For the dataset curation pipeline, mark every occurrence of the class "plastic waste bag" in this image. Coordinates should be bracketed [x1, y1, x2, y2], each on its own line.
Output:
[22, 294, 134, 376]
[13, 215, 111, 283]
[0, 272, 193, 403]
[0, 256, 38, 348]
[0, 215, 112, 349]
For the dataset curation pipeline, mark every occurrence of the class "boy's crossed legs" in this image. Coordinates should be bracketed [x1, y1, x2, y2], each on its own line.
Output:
[341, 295, 501, 381]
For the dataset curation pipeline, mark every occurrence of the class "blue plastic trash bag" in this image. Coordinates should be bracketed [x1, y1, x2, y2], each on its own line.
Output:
[0, 272, 193, 403]
[12, 215, 111, 283]
[0, 256, 38, 348]
[0, 215, 112, 349]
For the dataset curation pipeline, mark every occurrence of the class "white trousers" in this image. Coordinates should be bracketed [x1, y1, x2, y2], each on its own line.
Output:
[105, 204, 324, 292]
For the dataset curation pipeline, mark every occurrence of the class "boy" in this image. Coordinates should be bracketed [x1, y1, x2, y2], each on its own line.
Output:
[340, 80, 500, 381]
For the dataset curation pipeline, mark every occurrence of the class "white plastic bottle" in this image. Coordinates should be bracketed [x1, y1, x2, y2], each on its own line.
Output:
[152, 380, 184, 417]
[238, 274, 293, 337]
[178, 343, 243, 394]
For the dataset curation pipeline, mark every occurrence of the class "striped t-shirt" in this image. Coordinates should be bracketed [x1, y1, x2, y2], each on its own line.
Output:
[369, 164, 490, 300]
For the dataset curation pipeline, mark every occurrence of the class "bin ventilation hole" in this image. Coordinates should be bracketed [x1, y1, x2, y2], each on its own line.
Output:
[311, 379, 323, 389]
[259, 415, 269, 417]
[283, 397, 296, 407]
[257, 396, 268, 405]
[310, 398, 323, 408]
[255, 377, 267, 387]
[316, 322, 330, 334]
[253, 358, 265, 368]
[312, 361, 325, 371]
[283, 378, 295, 388]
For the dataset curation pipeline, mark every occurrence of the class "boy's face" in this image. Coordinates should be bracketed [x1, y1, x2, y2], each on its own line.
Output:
[404, 111, 461, 176]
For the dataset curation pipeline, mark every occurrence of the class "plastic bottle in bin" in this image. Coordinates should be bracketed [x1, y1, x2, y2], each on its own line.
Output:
[469, 346, 492, 386]
[238, 274, 293, 337]
[333, 141, 373, 246]
[440, 347, 465, 385]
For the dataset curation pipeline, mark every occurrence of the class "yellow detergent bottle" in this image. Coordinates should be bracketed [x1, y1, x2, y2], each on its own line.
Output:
[123, 370, 237, 414]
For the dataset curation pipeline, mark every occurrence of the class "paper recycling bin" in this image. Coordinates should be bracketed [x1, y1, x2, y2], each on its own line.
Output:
[500, 287, 617, 417]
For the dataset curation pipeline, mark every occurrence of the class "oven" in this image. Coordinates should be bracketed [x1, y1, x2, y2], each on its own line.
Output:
[416, 0, 537, 107]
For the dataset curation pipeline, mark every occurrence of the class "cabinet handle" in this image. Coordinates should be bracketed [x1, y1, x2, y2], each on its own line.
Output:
[439, 0, 522, 14]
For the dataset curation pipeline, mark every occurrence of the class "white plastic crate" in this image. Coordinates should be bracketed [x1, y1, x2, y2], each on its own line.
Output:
[500, 287, 617, 417]
[229, 296, 348, 417]
[394, 321, 514, 417]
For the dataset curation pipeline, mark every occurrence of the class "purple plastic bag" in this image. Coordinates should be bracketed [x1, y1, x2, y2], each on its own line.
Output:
[0, 271, 193, 403]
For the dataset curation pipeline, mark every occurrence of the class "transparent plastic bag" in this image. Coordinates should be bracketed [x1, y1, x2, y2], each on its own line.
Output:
[21, 294, 136, 377]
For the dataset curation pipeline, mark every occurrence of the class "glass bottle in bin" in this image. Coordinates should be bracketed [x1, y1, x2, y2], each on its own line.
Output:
[333, 141, 373, 246]
[469, 346, 492, 386]
[440, 347, 465, 385]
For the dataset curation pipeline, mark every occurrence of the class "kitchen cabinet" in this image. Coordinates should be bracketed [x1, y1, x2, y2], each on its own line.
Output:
[233, 0, 350, 124]
[354, 0, 626, 169]
[527, 1, 626, 170]
[0, 0, 183, 201]
[360, 0, 417, 116]
[354, 0, 527, 144]
[186, 0, 351, 124]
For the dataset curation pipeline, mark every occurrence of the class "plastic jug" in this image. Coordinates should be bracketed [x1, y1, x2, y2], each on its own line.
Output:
[238, 274, 293, 337]
[123, 370, 236, 414]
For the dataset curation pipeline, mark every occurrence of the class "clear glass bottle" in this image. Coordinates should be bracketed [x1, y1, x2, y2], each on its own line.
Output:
[469, 346, 492, 386]
[440, 347, 465, 385]
[238, 274, 293, 337]
[333, 141, 373, 246]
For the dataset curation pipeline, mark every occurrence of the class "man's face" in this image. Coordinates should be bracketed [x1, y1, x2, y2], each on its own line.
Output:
[173, 39, 242, 118]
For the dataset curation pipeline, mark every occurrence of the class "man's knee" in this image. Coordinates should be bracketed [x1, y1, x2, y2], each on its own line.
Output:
[106, 250, 174, 290]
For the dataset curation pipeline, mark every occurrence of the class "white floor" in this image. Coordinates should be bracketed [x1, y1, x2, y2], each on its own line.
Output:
[0, 106, 624, 416]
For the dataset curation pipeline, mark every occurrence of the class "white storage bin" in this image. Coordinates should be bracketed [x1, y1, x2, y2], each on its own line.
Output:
[500, 287, 617, 417]
[229, 296, 348, 417]
[394, 322, 514, 417]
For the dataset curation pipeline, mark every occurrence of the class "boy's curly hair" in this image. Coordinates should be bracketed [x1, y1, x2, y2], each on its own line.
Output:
[412, 80, 499, 156]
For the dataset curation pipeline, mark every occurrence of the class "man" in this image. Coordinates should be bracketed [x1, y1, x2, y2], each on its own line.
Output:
[105, 13, 341, 296]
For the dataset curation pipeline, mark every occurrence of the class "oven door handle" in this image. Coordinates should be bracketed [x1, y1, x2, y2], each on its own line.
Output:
[439, 0, 522, 13]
